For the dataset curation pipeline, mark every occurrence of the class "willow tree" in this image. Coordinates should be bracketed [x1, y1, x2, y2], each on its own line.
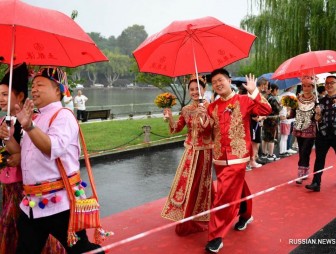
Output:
[241, 0, 336, 75]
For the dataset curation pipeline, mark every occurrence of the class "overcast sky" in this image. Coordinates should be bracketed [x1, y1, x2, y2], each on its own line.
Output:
[23, 0, 255, 38]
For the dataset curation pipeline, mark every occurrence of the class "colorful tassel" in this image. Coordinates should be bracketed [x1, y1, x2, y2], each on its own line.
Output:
[94, 228, 114, 244]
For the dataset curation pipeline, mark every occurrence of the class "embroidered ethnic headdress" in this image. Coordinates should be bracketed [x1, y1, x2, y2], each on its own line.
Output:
[34, 66, 69, 96]
[190, 73, 206, 84]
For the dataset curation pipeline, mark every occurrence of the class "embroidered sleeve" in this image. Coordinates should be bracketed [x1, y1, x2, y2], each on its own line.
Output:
[248, 93, 273, 116]
[169, 109, 186, 134]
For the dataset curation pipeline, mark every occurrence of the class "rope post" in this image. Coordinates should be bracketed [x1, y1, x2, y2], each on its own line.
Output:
[142, 125, 151, 143]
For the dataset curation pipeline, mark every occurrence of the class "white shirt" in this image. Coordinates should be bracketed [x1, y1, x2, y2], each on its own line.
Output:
[63, 95, 74, 111]
[74, 94, 88, 110]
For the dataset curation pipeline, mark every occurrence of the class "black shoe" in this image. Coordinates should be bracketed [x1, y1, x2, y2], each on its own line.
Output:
[305, 182, 320, 192]
[256, 158, 266, 165]
[205, 237, 223, 253]
[234, 216, 253, 231]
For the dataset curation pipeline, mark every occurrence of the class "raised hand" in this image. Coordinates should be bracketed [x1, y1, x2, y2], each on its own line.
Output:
[242, 73, 257, 94]
[15, 98, 34, 130]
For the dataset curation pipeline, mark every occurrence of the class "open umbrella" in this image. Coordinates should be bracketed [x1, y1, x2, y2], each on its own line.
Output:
[133, 16, 256, 100]
[272, 50, 336, 102]
[0, 0, 108, 125]
[133, 16, 256, 77]
[258, 72, 300, 90]
[271, 50, 336, 80]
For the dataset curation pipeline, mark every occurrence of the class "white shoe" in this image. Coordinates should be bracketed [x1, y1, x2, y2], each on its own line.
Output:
[286, 149, 297, 154]
[250, 162, 262, 168]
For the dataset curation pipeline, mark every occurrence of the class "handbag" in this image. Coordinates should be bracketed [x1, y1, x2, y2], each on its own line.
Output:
[50, 108, 112, 247]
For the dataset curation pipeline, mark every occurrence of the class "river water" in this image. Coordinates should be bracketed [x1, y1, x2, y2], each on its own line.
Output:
[80, 145, 184, 217]
[76, 87, 183, 117]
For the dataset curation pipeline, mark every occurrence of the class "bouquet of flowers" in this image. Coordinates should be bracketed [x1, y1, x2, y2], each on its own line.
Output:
[154, 92, 177, 121]
[154, 92, 177, 108]
[280, 95, 298, 109]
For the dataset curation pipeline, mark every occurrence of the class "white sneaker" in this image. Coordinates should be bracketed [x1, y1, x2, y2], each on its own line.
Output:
[286, 149, 297, 154]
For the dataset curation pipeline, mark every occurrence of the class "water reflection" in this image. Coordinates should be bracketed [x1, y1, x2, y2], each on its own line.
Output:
[80, 146, 184, 217]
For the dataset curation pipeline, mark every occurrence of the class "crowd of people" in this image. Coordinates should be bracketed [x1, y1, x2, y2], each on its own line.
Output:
[162, 69, 336, 253]
[0, 62, 335, 253]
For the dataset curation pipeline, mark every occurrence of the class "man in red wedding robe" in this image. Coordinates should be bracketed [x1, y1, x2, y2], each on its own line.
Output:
[205, 69, 272, 253]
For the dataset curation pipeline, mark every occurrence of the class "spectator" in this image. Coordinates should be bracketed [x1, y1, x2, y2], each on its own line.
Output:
[317, 85, 326, 101]
[261, 84, 281, 161]
[279, 86, 297, 154]
[249, 78, 268, 169]
[74, 90, 88, 121]
[63, 89, 74, 112]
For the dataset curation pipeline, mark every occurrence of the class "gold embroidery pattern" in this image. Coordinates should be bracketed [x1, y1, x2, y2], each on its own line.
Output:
[212, 105, 222, 159]
[229, 102, 247, 158]
[192, 150, 211, 221]
[161, 147, 212, 221]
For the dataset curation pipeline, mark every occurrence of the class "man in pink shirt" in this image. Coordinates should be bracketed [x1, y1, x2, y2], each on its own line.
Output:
[11, 67, 103, 254]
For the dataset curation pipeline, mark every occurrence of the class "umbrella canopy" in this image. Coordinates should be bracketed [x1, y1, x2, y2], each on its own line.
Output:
[133, 16, 256, 77]
[272, 50, 336, 80]
[316, 72, 332, 84]
[258, 72, 300, 90]
[0, 0, 108, 67]
[231, 77, 247, 84]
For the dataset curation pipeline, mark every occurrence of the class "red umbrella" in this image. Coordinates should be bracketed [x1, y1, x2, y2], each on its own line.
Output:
[0, 0, 107, 67]
[0, 0, 108, 121]
[133, 16, 256, 78]
[272, 50, 336, 80]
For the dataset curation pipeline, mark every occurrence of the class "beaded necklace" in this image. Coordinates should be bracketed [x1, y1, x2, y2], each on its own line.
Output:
[294, 94, 316, 131]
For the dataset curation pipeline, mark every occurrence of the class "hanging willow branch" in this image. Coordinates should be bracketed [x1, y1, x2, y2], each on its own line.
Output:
[240, 0, 336, 75]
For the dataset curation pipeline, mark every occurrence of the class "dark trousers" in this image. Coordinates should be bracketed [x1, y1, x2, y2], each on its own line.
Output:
[297, 137, 315, 168]
[77, 109, 87, 121]
[312, 135, 336, 185]
[16, 210, 104, 254]
[287, 122, 294, 150]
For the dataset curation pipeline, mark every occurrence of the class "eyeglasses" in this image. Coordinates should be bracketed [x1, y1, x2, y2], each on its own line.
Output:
[325, 81, 336, 86]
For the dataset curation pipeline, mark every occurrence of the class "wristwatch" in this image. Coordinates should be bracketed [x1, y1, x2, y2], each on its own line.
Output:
[25, 121, 36, 132]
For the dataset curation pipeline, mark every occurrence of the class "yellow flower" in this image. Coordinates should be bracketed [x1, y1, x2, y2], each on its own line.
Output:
[154, 92, 177, 108]
[281, 95, 298, 109]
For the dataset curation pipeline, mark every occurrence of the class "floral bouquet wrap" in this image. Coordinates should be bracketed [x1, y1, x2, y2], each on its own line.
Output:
[154, 92, 177, 120]
[280, 95, 298, 109]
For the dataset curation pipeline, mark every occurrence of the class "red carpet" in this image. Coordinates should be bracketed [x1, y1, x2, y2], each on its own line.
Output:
[91, 150, 336, 254]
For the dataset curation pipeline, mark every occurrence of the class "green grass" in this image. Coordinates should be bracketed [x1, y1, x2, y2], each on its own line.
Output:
[80, 117, 186, 154]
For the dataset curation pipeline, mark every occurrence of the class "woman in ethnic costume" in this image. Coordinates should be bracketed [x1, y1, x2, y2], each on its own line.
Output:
[293, 75, 317, 184]
[161, 75, 213, 236]
[0, 63, 65, 254]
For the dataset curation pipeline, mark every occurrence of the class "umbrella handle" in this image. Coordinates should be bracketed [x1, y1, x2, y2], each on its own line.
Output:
[3, 116, 11, 141]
